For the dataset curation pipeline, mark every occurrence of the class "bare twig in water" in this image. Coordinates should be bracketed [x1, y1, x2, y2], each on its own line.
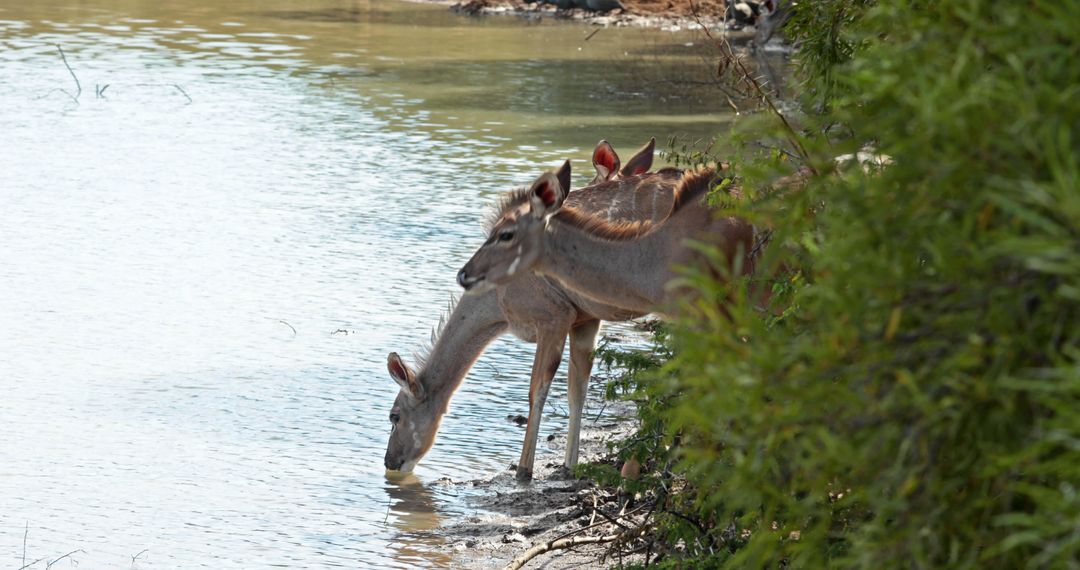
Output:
[584, 28, 600, 41]
[55, 45, 81, 103]
[96, 84, 110, 98]
[131, 549, 149, 566]
[46, 549, 84, 569]
[23, 522, 28, 569]
[172, 84, 193, 104]
[17, 558, 46, 570]
[480, 360, 501, 378]
[591, 397, 608, 422]
[278, 320, 297, 336]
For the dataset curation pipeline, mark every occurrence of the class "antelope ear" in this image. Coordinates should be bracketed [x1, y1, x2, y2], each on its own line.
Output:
[554, 159, 572, 197]
[388, 352, 424, 400]
[528, 169, 567, 219]
[591, 140, 620, 183]
[620, 137, 655, 177]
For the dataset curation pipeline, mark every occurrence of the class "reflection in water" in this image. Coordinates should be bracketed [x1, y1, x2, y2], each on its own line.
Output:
[383, 473, 451, 568]
[0, 0, 758, 567]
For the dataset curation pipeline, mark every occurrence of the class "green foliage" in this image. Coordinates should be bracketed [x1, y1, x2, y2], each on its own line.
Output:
[612, 0, 1080, 567]
[592, 325, 674, 473]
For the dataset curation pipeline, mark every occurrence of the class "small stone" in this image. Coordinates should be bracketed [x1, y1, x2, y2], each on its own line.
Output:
[502, 532, 527, 543]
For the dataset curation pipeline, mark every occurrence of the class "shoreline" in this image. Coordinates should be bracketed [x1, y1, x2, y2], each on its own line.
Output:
[409, 0, 763, 36]
[442, 393, 641, 568]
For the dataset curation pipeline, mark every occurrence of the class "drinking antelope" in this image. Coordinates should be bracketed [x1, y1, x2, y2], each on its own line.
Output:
[385, 139, 682, 480]
[456, 166, 756, 315]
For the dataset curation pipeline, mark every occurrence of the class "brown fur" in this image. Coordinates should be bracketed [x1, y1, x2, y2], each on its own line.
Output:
[549, 167, 722, 242]
[484, 168, 688, 233]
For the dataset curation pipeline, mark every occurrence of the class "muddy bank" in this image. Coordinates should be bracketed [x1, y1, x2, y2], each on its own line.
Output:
[443, 397, 643, 569]
[454, 0, 739, 34]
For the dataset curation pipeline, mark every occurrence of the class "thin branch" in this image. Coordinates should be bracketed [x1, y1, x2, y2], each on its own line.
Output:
[592, 504, 632, 530]
[278, 320, 297, 336]
[46, 549, 84, 570]
[687, 0, 816, 172]
[55, 45, 81, 103]
[172, 84, 193, 104]
[591, 398, 608, 422]
[23, 522, 28, 569]
[17, 557, 46, 570]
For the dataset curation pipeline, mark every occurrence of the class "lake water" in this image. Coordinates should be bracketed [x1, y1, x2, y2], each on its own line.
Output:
[0, 1, 740, 567]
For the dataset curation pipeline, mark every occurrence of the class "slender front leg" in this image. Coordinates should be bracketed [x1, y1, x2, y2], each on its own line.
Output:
[565, 319, 601, 470]
[517, 327, 569, 481]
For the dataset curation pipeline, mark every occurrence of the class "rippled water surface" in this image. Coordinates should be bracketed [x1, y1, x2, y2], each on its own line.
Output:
[1, 1, 738, 567]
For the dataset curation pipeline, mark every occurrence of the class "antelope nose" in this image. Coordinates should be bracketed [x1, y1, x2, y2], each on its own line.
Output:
[384, 455, 401, 471]
[457, 269, 473, 289]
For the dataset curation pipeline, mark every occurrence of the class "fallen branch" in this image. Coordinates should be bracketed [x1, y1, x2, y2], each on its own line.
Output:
[503, 533, 621, 570]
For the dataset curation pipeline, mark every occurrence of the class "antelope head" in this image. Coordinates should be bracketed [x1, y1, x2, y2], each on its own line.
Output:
[384, 352, 441, 472]
[457, 164, 569, 294]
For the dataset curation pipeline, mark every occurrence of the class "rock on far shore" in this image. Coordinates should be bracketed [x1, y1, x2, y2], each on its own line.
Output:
[450, 0, 763, 34]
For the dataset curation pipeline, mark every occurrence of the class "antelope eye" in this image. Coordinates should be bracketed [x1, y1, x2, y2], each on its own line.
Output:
[498, 230, 515, 242]
[389, 413, 400, 424]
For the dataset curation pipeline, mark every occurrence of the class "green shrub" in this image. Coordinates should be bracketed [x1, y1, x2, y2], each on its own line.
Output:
[617, 0, 1080, 567]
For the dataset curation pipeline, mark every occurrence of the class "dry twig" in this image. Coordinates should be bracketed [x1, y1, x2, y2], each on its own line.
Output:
[687, 0, 815, 172]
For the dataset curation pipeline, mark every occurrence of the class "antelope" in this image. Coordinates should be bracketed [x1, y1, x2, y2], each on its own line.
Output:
[385, 139, 685, 480]
[456, 166, 756, 316]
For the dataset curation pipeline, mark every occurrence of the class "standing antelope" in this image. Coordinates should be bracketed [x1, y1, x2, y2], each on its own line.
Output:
[456, 166, 756, 316]
[385, 139, 683, 480]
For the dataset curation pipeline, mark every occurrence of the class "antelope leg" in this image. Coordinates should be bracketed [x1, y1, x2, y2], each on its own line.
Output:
[564, 319, 601, 470]
[516, 327, 568, 481]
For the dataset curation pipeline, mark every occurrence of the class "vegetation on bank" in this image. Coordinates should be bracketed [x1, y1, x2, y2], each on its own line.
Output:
[582, 0, 1080, 567]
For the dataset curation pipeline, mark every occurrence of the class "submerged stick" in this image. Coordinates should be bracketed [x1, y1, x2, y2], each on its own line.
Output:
[278, 320, 297, 336]
[17, 558, 46, 570]
[55, 45, 81, 103]
[172, 84, 192, 104]
[46, 549, 84, 570]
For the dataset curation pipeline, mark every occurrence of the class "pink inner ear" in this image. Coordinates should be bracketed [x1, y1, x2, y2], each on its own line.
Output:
[628, 164, 648, 176]
[593, 145, 617, 172]
[388, 357, 408, 381]
[538, 182, 557, 207]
